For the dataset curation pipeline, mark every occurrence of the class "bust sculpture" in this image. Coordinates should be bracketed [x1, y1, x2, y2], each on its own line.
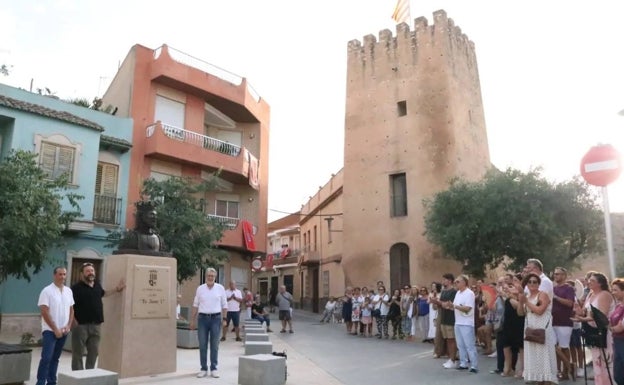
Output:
[113, 201, 171, 257]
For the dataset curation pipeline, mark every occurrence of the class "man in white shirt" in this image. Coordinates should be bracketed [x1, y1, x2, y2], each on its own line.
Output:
[36, 267, 74, 385]
[190, 268, 228, 379]
[445, 274, 478, 373]
[221, 280, 243, 342]
[526, 258, 554, 303]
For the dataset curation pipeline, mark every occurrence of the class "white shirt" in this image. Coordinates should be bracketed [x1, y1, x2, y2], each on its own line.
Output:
[38, 283, 74, 332]
[373, 293, 390, 316]
[539, 273, 554, 301]
[453, 288, 475, 326]
[225, 288, 243, 312]
[193, 283, 228, 314]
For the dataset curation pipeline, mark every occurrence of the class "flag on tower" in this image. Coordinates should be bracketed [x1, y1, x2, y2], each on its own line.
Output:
[392, 0, 410, 24]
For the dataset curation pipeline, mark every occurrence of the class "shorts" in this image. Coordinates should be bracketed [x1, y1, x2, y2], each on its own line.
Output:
[226, 311, 240, 327]
[570, 328, 582, 348]
[278, 310, 291, 321]
[553, 326, 573, 348]
[440, 324, 455, 339]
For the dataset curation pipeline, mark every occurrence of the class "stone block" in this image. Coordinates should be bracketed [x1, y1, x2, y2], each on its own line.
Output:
[238, 354, 286, 385]
[0, 344, 32, 385]
[57, 368, 118, 385]
[244, 326, 264, 333]
[244, 341, 273, 355]
[244, 333, 269, 342]
[176, 328, 198, 348]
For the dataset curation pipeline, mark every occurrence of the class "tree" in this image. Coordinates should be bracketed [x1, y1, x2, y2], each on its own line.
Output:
[0, 150, 83, 282]
[0, 64, 10, 76]
[423, 167, 604, 277]
[108, 176, 227, 283]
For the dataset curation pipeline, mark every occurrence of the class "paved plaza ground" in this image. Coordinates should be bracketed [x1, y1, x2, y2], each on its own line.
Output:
[1, 309, 595, 384]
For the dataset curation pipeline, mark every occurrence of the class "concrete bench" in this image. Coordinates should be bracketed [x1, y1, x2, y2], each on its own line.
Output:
[176, 328, 198, 349]
[0, 343, 32, 385]
[244, 333, 269, 343]
[244, 341, 273, 355]
[238, 354, 286, 385]
[58, 368, 118, 385]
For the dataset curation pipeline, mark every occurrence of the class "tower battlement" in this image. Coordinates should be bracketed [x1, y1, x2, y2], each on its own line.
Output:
[347, 9, 477, 79]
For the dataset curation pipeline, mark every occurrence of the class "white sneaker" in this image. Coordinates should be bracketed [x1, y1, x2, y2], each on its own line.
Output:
[197, 370, 207, 378]
[210, 370, 220, 378]
[577, 368, 584, 378]
[443, 359, 458, 369]
[487, 352, 497, 358]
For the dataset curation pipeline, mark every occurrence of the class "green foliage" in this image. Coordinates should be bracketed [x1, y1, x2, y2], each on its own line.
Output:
[0, 64, 10, 76]
[65, 97, 91, 107]
[108, 176, 227, 283]
[65, 96, 115, 114]
[0, 150, 83, 282]
[423, 167, 604, 277]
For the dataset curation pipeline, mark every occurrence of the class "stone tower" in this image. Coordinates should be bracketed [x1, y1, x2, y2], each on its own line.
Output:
[342, 10, 491, 289]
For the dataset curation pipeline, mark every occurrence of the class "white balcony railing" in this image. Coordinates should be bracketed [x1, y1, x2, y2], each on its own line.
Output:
[146, 123, 241, 157]
[208, 214, 239, 229]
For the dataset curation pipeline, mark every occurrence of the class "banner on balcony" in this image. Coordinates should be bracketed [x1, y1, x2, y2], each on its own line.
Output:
[242, 148, 250, 178]
[247, 151, 259, 190]
[265, 253, 274, 269]
[241, 220, 256, 251]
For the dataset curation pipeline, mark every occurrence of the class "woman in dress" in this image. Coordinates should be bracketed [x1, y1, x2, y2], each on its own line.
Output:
[388, 289, 403, 339]
[609, 278, 624, 385]
[519, 272, 558, 385]
[342, 286, 353, 334]
[501, 273, 525, 377]
[429, 282, 444, 356]
[573, 272, 614, 385]
[351, 287, 363, 336]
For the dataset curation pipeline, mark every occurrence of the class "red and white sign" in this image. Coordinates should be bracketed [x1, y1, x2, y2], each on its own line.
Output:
[580, 144, 622, 186]
[251, 257, 263, 272]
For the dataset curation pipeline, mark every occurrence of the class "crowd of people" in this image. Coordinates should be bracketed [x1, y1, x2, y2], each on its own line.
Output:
[322, 258, 624, 385]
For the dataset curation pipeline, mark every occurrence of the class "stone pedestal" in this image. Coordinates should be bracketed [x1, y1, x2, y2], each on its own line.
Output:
[245, 333, 269, 342]
[176, 328, 199, 348]
[99, 254, 177, 378]
[58, 368, 118, 385]
[0, 343, 31, 385]
[238, 354, 286, 385]
[244, 341, 273, 355]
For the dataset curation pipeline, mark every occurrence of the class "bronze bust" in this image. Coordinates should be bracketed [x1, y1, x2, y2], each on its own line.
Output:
[113, 201, 171, 257]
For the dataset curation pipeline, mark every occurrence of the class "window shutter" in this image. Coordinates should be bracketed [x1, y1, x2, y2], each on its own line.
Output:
[40, 142, 57, 178]
[95, 163, 103, 194]
[101, 163, 118, 196]
[57, 146, 75, 182]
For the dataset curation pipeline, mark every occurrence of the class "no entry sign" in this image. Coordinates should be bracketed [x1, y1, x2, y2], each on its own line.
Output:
[580, 144, 622, 186]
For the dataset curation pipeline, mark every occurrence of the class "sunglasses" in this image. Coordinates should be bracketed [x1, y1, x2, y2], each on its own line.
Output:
[527, 280, 539, 284]
[82, 262, 94, 267]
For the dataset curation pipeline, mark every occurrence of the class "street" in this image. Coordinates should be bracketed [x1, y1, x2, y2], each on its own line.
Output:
[281, 310, 517, 385]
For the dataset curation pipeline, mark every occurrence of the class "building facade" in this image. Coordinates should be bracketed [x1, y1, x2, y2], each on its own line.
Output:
[0, 84, 133, 333]
[101, 44, 270, 303]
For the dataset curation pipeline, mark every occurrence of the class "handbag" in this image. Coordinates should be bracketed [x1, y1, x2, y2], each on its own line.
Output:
[371, 308, 381, 317]
[524, 318, 549, 344]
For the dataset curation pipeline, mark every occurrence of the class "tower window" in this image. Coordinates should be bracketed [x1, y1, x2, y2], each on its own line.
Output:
[390, 173, 407, 217]
[397, 101, 407, 117]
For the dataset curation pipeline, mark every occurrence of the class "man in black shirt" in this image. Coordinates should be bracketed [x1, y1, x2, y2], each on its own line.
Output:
[71, 262, 125, 370]
[251, 297, 273, 332]
[431, 273, 458, 369]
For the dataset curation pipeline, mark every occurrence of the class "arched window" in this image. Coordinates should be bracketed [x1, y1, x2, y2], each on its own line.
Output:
[389, 243, 410, 291]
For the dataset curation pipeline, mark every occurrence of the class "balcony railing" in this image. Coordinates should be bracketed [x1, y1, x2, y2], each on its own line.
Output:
[93, 194, 122, 225]
[207, 214, 240, 229]
[146, 123, 241, 157]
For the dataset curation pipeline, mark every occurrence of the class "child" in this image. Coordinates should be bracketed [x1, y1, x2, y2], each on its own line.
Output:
[360, 296, 373, 337]
[320, 297, 336, 323]
[333, 298, 344, 323]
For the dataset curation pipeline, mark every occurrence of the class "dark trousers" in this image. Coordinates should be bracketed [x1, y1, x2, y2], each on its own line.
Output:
[71, 323, 101, 370]
[614, 337, 624, 385]
[496, 331, 504, 371]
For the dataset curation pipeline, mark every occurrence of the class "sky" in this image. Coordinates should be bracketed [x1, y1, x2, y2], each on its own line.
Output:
[1, 0, 623, 223]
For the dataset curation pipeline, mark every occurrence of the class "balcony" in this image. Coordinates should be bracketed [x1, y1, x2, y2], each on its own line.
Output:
[93, 195, 122, 225]
[208, 214, 240, 230]
[150, 45, 264, 123]
[145, 122, 254, 184]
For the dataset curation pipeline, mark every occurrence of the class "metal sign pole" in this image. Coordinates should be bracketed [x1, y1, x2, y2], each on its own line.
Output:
[602, 186, 616, 280]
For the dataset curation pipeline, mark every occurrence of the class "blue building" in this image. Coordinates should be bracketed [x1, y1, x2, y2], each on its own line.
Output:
[0, 84, 133, 334]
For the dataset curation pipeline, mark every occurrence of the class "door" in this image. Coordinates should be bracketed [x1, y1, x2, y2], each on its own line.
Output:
[312, 268, 319, 313]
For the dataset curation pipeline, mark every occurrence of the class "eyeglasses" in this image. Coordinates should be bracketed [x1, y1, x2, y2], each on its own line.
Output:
[527, 280, 539, 284]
